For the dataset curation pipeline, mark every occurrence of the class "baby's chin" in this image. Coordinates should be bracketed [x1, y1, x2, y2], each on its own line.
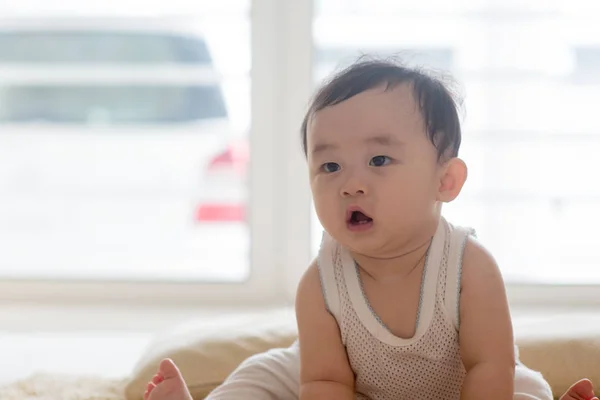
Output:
[332, 228, 386, 253]
[339, 229, 419, 257]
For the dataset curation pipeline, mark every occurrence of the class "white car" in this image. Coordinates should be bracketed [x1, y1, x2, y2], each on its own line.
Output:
[0, 17, 246, 279]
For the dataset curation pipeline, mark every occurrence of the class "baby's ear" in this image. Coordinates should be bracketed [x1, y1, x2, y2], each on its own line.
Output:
[437, 157, 467, 203]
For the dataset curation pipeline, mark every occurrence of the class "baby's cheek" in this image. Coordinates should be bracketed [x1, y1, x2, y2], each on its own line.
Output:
[314, 197, 341, 228]
[380, 195, 422, 221]
[316, 197, 337, 220]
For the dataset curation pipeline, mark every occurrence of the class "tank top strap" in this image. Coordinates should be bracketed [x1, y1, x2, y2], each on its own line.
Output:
[341, 217, 449, 346]
[316, 218, 466, 340]
[316, 231, 342, 324]
[443, 223, 476, 331]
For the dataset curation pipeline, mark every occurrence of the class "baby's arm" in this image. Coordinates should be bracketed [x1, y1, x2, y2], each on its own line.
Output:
[459, 238, 516, 400]
[295, 260, 355, 400]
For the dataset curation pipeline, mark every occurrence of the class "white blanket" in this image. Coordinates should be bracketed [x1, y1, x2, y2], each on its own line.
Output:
[0, 373, 126, 400]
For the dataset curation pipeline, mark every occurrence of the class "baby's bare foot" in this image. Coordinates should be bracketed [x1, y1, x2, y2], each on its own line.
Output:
[144, 359, 193, 400]
[560, 379, 598, 400]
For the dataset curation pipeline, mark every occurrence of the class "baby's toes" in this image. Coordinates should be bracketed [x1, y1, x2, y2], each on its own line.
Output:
[152, 375, 164, 385]
[144, 382, 156, 400]
[146, 382, 156, 395]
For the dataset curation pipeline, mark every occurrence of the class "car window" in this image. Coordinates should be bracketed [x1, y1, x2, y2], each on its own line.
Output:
[0, 30, 212, 64]
[0, 84, 227, 124]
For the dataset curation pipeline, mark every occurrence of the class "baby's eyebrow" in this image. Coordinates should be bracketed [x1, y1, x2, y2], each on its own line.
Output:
[311, 142, 337, 156]
[311, 134, 404, 156]
[364, 134, 405, 147]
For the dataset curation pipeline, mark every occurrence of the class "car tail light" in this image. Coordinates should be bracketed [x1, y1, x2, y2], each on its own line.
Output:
[195, 203, 245, 222]
[206, 142, 248, 175]
[195, 141, 249, 223]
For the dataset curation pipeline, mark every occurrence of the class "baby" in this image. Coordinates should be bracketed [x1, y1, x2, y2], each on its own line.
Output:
[144, 59, 597, 400]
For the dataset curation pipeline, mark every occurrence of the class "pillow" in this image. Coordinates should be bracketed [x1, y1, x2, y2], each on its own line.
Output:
[124, 308, 297, 400]
[126, 309, 600, 400]
[513, 312, 600, 397]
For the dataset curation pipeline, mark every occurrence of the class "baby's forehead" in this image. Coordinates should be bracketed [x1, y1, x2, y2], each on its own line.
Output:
[307, 86, 425, 142]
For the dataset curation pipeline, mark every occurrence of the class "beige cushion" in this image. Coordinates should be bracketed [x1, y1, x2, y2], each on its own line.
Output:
[125, 309, 600, 400]
[514, 312, 600, 397]
[124, 309, 297, 400]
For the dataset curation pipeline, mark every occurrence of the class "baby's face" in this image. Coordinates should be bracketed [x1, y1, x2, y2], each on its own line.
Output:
[307, 84, 445, 256]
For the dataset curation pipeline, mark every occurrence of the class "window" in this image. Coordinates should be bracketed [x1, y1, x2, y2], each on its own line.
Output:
[0, 6, 253, 285]
[315, 46, 454, 83]
[2, 0, 598, 307]
[311, 0, 600, 285]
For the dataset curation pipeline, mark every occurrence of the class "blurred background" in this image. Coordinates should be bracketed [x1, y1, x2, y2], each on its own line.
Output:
[0, 0, 252, 282]
[1, 0, 600, 388]
[1, 0, 599, 287]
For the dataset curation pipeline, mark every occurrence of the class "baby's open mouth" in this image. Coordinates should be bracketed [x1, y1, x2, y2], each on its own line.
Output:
[348, 210, 373, 226]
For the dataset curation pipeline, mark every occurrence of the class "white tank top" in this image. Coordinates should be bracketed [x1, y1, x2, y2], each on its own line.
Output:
[317, 217, 474, 400]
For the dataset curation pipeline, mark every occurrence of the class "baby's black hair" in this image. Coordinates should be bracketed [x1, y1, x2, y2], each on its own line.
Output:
[301, 57, 463, 160]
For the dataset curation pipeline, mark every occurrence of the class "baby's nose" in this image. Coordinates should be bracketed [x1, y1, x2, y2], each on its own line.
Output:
[340, 178, 367, 197]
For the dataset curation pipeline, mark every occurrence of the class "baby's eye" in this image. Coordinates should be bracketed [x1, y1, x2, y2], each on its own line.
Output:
[369, 155, 392, 167]
[321, 162, 341, 173]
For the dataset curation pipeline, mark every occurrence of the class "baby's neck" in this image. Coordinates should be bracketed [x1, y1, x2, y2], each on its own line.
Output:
[349, 217, 440, 282]
[351, 238, 432, 283]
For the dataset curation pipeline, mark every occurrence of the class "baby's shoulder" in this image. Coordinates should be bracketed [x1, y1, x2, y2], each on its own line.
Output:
[459, 235, 504, 292]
